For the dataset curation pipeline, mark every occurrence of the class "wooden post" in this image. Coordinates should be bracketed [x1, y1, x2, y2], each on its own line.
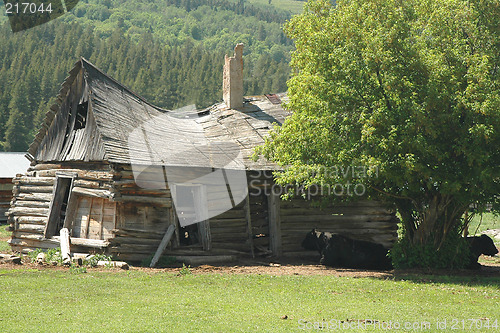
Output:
[150, 224, 175, 268]
[84, 198, 93, 239]
[170, 207, 180, 248]
[244, 194, 255, 258]
[194, 185, 211, 251]
[99, 198, 105, 240]
[59, 228, 71, 264]
[267, 191, 282, 256]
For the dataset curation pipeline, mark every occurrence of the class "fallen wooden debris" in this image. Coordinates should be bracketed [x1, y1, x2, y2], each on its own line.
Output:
[36, 252, 46, 264]
[72, 257, 83, 266]
[96, 260, 129, 270]
[59, 228, 71, 265]
[0, 254, 21, 264]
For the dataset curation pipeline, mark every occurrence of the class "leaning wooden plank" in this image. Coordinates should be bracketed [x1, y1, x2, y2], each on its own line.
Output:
[59, 228, 71, 264]
[150, 224, 176, 268]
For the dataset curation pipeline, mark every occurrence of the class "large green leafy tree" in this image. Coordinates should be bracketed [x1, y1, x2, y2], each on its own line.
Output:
[257, 0, 500, 268]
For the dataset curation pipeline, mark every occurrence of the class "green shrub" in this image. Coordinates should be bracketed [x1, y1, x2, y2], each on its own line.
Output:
[27, 248, 44, 263]
[390, 230, 471, 269]
[83, 253, 112, 267]
[45, 248, 64, 265]
[178, 263, 192, 276]
[69, 265, 87, 274]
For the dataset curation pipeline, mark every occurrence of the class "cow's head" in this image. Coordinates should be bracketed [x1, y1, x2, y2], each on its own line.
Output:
[302, 229, 323, 253]
[477, 235, 499, 256]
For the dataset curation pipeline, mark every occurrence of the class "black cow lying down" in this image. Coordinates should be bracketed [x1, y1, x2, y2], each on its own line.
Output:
[302, 229, 392, 270]
[467, 234, 499, 269]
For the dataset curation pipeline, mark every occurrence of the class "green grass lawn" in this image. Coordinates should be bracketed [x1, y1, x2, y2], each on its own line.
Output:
[0, 224, 12, 253]
[468, 212, 500, 246]
[469, 212, 499, 234]
[0, 268, 499, 332]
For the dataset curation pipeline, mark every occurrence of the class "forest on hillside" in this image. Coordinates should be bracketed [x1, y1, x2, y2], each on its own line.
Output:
[0, 0, 295, 151]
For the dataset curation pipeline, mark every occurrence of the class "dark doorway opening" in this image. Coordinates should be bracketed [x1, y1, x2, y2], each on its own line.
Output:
[44, 176, 73, 238]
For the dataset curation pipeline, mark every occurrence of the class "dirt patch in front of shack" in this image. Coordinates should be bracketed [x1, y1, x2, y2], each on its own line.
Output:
[1, 252, 499, 278]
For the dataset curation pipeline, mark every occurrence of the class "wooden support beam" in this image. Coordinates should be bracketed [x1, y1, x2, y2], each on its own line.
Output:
[268, 191, 282, 257]
[150, 224, 176, 268]
[194, 185, 211, 251]
[244, 194, 255, 258]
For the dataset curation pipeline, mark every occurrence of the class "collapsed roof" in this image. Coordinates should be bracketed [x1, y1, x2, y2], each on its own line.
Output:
[28, 58, 289, 170]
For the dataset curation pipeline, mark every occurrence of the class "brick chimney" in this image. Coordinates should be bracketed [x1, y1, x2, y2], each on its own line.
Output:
[223, 43, 244, 109]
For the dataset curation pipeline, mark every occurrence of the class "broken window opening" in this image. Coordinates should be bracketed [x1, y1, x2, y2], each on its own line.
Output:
[173, 184, 211, 250]
[74, 101, 88, 130]
[176, 185, 200, 246]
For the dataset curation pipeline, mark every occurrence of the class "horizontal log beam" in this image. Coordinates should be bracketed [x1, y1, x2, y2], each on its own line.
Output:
[72, 187, 112, 199]
[12, 201, 50, 208]
[12, 177, 55, 186]
[13, 216, 47, 225]
[16, 185, 54, 193]
[17, 223, 45, 233]
[115, 195, 172, 207]
[8, 207, 49, 216]
[36, 169, 113, 181]
[14, 193, 52, 202]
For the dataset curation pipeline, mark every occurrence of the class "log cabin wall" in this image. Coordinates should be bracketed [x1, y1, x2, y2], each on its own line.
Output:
[7, 162, 114, 253]
[107, 163, 174, 262]
[0, 178, 14, 223]
[209, 201, 248, 253]
[280, 199, 398, 252]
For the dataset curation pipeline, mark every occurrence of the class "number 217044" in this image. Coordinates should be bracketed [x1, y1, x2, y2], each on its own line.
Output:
[5, 2, 54, 14]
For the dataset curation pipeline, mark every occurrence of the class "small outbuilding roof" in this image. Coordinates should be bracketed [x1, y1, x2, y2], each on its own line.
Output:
[29, 58, 289, 170]
[0, 153, 30, 178]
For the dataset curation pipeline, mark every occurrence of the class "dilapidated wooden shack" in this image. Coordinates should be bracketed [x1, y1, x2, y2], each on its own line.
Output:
[8, 49, 399, 262]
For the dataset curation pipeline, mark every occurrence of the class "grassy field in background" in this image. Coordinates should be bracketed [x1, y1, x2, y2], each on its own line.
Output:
[469, 212, 499, 233]
[248, 0, 305, 14]
[0, 269, 499, 332]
